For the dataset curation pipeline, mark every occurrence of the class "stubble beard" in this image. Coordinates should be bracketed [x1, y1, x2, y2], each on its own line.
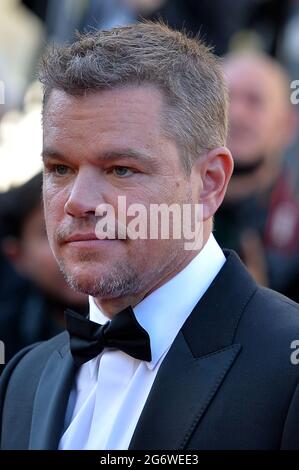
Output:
[56, 254, 142, 299]
[55, 245, 180, 301]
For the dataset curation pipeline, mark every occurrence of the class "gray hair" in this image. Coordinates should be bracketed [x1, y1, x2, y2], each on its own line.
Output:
[39, 21, 228, 172]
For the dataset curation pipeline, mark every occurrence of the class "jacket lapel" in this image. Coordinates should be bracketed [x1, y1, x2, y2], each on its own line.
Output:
[130, 251, 257, 450]
[29, 345, 76, 449]
[129, 333, 241, 450]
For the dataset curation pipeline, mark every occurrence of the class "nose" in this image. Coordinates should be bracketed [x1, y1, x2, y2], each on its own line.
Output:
[64, 167, 105, 218]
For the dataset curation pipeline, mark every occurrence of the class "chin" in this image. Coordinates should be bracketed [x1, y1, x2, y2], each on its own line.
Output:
[65, 266, 107, 289]
[58, 259, 140, 299]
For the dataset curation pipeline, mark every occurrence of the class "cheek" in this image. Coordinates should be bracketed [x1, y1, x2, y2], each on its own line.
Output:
[43, 184, 66, 234]
[43, 175, 67, 207]
[138, 177, 188, 204]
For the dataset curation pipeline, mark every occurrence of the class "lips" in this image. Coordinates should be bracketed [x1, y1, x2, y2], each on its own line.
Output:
[63, 232, 120, 244]
[64, 233, 100, 243]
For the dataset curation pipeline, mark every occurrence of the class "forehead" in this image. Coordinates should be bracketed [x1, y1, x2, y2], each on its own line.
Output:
[42, 85, 183, 171]
[43, 85, 165, 144]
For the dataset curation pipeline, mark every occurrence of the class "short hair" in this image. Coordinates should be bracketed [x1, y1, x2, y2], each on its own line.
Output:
[39, 21, 228, 172]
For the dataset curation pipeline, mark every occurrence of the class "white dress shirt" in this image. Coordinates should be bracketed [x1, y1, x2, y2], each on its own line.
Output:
[59, 234, 225, 450]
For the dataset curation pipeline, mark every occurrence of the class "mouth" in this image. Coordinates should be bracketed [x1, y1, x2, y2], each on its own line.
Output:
[64, 233, 102, 243]
[62, 232, 121, 248]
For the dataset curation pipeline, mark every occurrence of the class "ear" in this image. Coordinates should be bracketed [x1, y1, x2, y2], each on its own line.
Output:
[1, 237, 25, 273]
[191, 147, 234, 221]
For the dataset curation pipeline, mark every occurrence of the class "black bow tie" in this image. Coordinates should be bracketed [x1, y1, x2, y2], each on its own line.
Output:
[65, 306, 152, 366]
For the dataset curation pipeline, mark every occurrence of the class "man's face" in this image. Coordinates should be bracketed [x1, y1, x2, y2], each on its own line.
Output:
[42, 85, 195, 301]
[225, 58, 289, 164]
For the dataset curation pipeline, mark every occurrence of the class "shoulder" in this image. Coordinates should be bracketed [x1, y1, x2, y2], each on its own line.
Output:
[241, 285, 299, 334]
[1, 330, 69, 374]
[0, 332, 69, 449]
[221, 250, 299, 339]
[235, 285, 299, 381]
[0, 331, 69, 403]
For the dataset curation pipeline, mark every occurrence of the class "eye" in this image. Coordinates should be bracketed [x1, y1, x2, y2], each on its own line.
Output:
[53, 164, 70, 176]
[112, 167, 134, 177]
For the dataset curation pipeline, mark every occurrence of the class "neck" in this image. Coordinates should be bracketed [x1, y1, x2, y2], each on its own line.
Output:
[94, 225, 212, 318]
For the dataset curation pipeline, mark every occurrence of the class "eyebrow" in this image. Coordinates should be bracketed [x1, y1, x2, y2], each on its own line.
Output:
[41, 148, 156, 166]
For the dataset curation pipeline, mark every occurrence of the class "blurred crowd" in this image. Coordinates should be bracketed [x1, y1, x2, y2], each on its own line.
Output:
[1, 0, 299, 367]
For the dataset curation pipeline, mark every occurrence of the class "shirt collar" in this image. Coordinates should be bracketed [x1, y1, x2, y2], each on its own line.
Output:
[89, 233, 225, 370]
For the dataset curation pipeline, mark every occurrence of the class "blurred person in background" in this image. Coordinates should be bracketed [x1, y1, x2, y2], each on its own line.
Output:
[0, 172, 87, 367]
[0, 0, 44, 110]
[214, 52, 299, 298]
[44, 0, 167, 43]
[39, 0, 253, 56]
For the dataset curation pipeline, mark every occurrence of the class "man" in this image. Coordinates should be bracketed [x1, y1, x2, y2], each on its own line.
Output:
[1, 22, 299, 450]
[214, 53, 299, 296]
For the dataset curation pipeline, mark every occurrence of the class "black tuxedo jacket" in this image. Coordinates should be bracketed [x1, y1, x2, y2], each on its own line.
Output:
[1, 251, 299, 450]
